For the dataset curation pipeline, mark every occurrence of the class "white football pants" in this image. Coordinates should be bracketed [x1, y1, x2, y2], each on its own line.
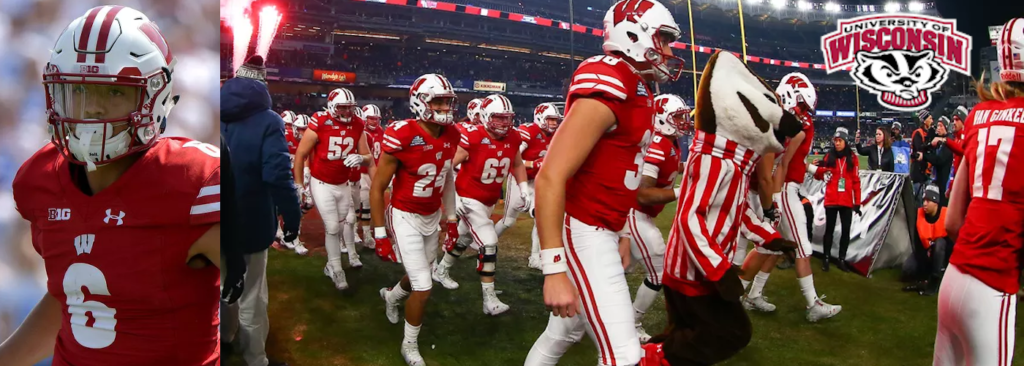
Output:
[310, 177, 357, 269]
[777, 181, 812, 259]
[386, 204, 441, 291]
[934, 264, 1016, 366]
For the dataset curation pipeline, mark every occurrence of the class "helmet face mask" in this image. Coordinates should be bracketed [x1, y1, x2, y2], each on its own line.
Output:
[544, 116, 562, 133]
[409, 74, 458, 126]
[653, 94, 690, 137]
[533, 102, 563, 133]
[481, 94, 515, 138]
[333, 105, 354, 121]
[602, 0, 684, 83]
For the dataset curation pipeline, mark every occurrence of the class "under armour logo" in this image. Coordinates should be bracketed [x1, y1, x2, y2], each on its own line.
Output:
[103, 209, 125, 226]
[444, 142, 451, 148]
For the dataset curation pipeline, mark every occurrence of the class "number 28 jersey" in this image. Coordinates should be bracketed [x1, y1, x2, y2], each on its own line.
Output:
[949, 97, 1024, 294]
[564, 54, 655, 231]
[382, 119, 461, 215]
[308, 111, 364, 185]
[456, 125, 522, 206]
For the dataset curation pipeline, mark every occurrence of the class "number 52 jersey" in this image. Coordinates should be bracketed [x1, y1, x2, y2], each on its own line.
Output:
[12, 137, 221, 366]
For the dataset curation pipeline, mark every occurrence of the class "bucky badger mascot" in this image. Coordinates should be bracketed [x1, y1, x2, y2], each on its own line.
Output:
[643, 51, 803, 365]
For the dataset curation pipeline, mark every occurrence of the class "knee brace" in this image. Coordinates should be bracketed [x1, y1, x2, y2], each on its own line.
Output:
[359, 208, 371, 221]
[643, 278, 662, 292]
[344, 212, 357, 225]
[324, 220, 341, 235]
[477, 244, 498, 277]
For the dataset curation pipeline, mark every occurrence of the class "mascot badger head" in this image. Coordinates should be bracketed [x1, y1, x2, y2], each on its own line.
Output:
[693, 51, 804, 154]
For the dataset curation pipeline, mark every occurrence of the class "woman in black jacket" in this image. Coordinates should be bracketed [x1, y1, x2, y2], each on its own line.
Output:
[856, 126, 895, 172]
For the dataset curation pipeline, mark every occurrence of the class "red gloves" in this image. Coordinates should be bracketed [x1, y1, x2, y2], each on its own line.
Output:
[442, 220, 460, 252]
[375, 237, 397, 262]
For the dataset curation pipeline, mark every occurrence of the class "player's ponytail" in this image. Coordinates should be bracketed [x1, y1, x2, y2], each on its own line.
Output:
[974, 71, 1024, 103]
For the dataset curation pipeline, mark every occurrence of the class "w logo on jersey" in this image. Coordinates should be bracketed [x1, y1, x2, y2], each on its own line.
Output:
[613, 0, 654, 26]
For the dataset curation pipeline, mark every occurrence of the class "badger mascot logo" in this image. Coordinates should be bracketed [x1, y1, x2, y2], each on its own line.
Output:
[852, 50, 948, 111]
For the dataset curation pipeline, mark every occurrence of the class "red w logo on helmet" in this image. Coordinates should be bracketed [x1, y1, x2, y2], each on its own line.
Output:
[654, 97, 670, 115]
[613, 0, 655, 26]
[410, 77, 428, 98]
[784, 75, 809, 89]
[480, 97, 495, 109]
[329, 89, 341, 101]
[535, 104, 549, 115]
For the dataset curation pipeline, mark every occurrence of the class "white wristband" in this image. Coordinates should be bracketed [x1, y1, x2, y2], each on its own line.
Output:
[540, 248, 569, 275]
[374, 227, 387, 239]
[518, 181, 529, 194]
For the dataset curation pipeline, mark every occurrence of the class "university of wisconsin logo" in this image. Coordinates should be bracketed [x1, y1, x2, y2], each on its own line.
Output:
[612, 0, 654, 26]
[821, 14, 972, 111]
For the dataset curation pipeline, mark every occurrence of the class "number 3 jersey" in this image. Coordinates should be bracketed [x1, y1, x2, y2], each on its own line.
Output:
[564, 54, 655, 231]
[949, 96, 1024, 294]
[11, 137, 221, 366]
[382, 119, 461, 215]
[308, 111, 365, 185]
[455, 125, 522, 207]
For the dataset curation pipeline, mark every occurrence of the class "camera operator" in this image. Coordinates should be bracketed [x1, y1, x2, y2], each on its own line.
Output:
[911, 110, 935, 204]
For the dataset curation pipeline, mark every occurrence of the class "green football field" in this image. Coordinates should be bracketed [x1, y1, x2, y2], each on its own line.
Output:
[225, 192, 1022, 366]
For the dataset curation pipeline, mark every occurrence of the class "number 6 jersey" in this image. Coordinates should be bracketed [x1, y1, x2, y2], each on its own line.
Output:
[11, 137, 221, 366]
[564, 54, 655, 231]
[309, 111, 365, 185]
[382, 119, 461, 215]
[455, 125, 522, 207]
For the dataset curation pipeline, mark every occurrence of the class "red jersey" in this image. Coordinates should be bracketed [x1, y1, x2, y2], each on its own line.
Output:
[637, 133, 681, 217]
[308, 111, 365, 185]
[285, 125, 299, 155]
[365, 126, 385, 165]
[455, 125, 523, 206]
[811, 153, 862, 208]
[949, 97, 1024, 294]
[518, 123, 553, 180]
[382, 119, 461, 215]
[784, 113, 814, 183]
[563, 54, 655, 231]
[11, 138, 220, 366]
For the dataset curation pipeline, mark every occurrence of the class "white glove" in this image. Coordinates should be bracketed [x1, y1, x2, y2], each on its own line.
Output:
[518, 182, 532, 212]
[455, 198, 468, 218]
[343, 154, 364, 168]
[674, 184, 683, 199]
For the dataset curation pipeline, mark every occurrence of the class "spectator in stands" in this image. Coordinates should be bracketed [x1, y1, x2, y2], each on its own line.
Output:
[910, 110, 935, 203]
[924, 117, 954, 205]
[855, 126, 894, 172]
[905, 184, 951, 296]
[220, 56, 300, 366]
[811, 127, 861, 272]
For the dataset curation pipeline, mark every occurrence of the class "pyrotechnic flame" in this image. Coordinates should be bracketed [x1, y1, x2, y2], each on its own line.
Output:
[256, 6, 282, 61]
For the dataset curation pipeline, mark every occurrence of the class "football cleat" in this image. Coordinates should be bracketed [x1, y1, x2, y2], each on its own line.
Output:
[431, 264, 459, 290]
[482, 291, 510, 316]
[742, 295, 777, 312]
[636, 322, 652, 344]
[380, 287, 401, 324]
[349, 254, 363, 269]
[401, 342, 425, 366]
[806, 296, 842, 322]
[324, 265, 349, 291]
[293, 241, 309, 256]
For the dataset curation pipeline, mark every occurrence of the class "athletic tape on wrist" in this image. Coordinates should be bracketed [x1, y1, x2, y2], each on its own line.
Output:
[374, 227, 387, 239]
[540, 248, 569, 275]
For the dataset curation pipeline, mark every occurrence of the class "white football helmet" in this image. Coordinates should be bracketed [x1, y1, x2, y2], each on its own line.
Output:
[362, 104, 382, 131]
[533, 102, 563, 133]
[43, 6, 178, 171]
[281, 110, 297, 125]
[293, 114, 310, 140]
[409, 73, 457, 125]
[603, 0, 683, 83]
[998, 18, 1024, 83]
[326, 88, 357, 123]
[653, 94, 692, 137]
[480, 94, 515, 138]
[466, 98, 484, 125]
[775, 72, 817, 114]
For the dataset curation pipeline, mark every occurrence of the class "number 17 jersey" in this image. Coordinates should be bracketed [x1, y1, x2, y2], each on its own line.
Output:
[455, 125, 522, 206]
[564, 54, 655, 231]
[382, 119, 461, 215]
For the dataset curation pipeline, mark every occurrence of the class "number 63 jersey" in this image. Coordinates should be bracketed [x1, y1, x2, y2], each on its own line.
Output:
[11, 137, 221, 366]
[564, 54, 655, 231]
[455, 125, 522, 207]
[949, 97, 1024, 295]
[382, 119, 461, 215]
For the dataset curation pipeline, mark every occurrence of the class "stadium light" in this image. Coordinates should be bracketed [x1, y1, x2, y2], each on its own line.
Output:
[908, 1, 924, 11]
[770, 0, 785, 9]
[797, 1, 811, 10]
[824, 2, 839, 12]
[884, 2, 900, 12]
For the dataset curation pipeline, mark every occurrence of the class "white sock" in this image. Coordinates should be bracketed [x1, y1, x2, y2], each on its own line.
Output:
[494, 220, 511, 238]
[342, 223, 359, 259]
[632, 282, 659, 316]
[799, 275, 818, 307]
[740, 278, 752, 291]
[482, 281, 495, 297]
[362, 225, 372, 243]
[387, 283, 410, 304]
[748, 271, 771, 298]
[325, 231, 343, 270]
[403, 320, 421, 344]
[440, 251, 458, 268]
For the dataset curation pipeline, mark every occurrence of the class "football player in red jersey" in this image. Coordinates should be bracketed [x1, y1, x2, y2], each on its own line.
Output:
[524, 1, 684, 365]
[358, 104, 384, 248]
[935, 18, 1024, 366]
[276, 110, 309, 255]
[431, 94, 529, 316]
[739, 72, 843, 322]
[500, 102, 562, 270]
[294, 88, 373, 290]
[0, 7, 221, 366]
[626, 94, 689, 343]
[372, 73, 461, 366]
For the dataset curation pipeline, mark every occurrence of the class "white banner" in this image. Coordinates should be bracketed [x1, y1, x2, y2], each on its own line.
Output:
[473, 80, 506, 92]
[799, 171, 907, 276]
[990, 25, 1004, 46]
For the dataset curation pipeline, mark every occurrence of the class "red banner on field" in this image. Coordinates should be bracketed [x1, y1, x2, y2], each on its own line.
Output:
[313, 70, 356, 83]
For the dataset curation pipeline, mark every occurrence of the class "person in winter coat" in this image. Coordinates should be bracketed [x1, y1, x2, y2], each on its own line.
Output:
[855, 126, 895, 172]
[811, 127, 861, 272]
[941, 106, 969, 196]
[220, 55, 300, 366]
[924, 117, 954, 205]
[890, 121, 912, 174]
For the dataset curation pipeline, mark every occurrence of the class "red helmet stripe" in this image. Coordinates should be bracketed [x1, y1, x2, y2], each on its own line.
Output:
[94, 6, 125, 64]
[76, 7, 103, 63]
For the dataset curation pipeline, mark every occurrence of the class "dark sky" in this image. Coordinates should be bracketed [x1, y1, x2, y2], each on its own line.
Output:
[932, 0, 1023, 74]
